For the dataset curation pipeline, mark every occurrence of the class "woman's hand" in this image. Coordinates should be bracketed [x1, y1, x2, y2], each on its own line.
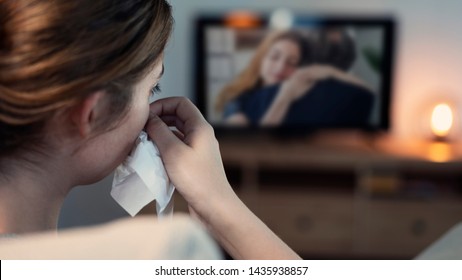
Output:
[146, 97, 300, 259]
[260, 65, 335, 126]
[280, 64, 337, 102]
[286, 65, 371, 97]
[145, 97, 234, 221]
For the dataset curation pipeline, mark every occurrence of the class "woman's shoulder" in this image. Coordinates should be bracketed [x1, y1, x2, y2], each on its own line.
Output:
[0, 214, 222, 259]
[0, 233, 17, 238]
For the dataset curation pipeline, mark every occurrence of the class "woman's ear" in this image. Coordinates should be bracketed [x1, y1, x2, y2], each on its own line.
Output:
[70, 91, 107, 138]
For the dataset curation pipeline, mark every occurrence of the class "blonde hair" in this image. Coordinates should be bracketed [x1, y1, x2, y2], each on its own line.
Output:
[215, 30, 309, 113]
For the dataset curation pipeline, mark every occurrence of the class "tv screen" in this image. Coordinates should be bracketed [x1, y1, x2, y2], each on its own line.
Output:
[194, 13, 395, 133]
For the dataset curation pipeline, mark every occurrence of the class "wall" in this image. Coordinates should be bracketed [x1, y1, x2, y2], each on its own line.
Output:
[163, 0, 462, 138]
[59, 0, 462, 228]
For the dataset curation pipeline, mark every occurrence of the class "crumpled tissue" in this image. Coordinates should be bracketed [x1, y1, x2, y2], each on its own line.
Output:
[111, 131, 175, 218]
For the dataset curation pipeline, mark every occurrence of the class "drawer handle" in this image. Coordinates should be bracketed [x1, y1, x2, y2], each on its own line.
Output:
[295, 215, 312, 232]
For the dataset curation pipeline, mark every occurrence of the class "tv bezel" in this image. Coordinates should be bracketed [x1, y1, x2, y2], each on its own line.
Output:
[193, 13, 396, 135]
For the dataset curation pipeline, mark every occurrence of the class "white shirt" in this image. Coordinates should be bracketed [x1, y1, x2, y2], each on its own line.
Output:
[0, 214, 221, 260]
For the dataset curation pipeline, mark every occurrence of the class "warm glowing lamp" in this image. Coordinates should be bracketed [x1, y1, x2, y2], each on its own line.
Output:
[225, 11, 261, 28]
[430, 103, 454, 141]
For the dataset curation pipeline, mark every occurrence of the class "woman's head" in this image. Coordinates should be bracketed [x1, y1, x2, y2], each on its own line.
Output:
[259, 33, 305, 86]
[216, 30, 311, 112]
[0, 0, 173, 183]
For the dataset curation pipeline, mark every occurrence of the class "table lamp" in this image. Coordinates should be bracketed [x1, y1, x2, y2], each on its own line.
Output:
[430, 102, 454, 141]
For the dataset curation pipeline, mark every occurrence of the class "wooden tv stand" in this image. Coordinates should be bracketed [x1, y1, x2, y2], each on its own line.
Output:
[174, 132, 462, 259]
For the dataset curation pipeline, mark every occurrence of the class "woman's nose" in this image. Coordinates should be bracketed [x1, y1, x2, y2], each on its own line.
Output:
[274, 60, 288, 75]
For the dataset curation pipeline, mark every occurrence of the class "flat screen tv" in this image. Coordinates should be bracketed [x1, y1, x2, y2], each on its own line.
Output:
[194, 13, 395, 134]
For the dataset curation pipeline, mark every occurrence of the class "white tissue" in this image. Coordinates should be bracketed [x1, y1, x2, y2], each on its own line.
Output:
[111, 131, 175, 217]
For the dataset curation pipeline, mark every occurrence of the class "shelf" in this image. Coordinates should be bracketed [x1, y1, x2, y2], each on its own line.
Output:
[241, 192, 355, 255]
[215, 132, 462, 258]
[354, 198, 462, 256]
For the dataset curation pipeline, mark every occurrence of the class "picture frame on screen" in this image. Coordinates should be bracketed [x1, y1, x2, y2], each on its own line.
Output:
[194, 13, 396, 136]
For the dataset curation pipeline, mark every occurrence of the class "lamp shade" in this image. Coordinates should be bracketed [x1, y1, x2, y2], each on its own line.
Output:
[430, 103, 454, 138]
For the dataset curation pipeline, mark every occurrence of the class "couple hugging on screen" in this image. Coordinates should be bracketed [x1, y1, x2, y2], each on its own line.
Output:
[216, 28, 376, 127]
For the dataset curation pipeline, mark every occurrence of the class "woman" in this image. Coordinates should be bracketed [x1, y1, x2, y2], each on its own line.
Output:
[0, 0, 299, 259]
[216, 30, 311, 125]
[217, 29, 370, 126]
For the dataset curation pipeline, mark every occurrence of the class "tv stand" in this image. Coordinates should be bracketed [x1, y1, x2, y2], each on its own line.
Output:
[173, 132, 462, 259]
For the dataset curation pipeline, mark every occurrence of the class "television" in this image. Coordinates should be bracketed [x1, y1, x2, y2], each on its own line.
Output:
[194, 12, 396, 134]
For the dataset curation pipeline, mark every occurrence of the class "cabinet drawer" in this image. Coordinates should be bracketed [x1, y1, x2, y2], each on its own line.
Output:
[355, 199, 462, 257]
[241, 192, 354, 255]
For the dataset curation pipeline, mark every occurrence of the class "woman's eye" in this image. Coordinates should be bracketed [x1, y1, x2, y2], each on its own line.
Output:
[150, 83, 161, 97]
[269, 53, 280, 61]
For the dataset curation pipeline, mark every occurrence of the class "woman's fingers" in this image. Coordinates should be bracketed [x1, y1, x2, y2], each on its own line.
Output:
[149, 97, 214, 147]
[149, 97, 207, 135]
[145, 114, 186, 156]
[158, 115, 185, 132]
